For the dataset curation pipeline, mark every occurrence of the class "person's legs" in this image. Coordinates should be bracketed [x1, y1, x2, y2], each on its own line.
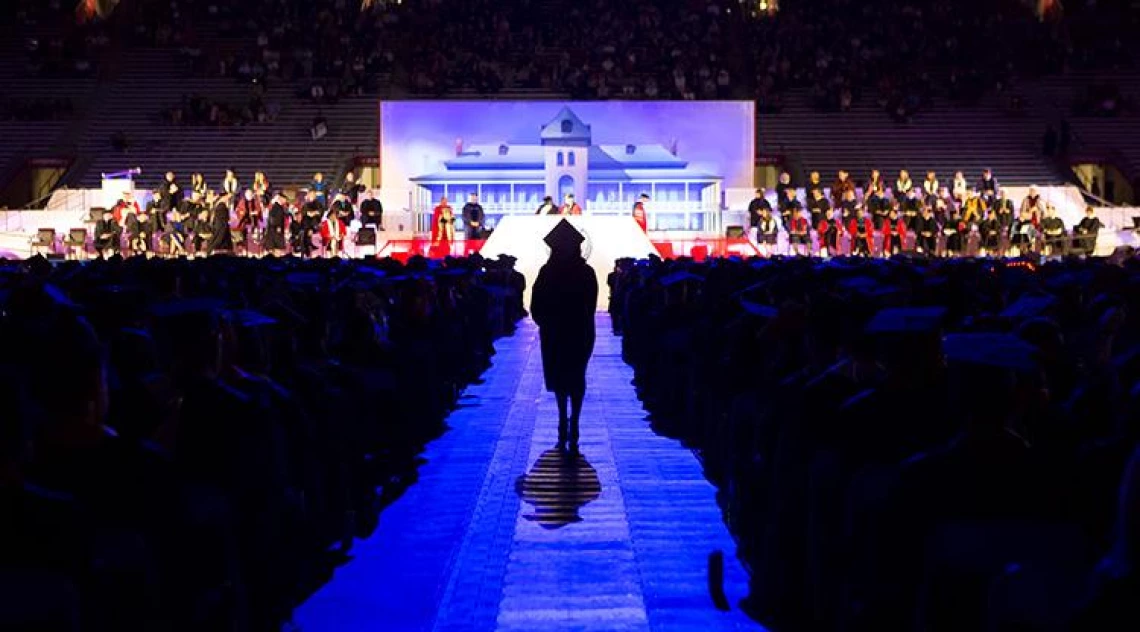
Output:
[568, 389, 584, 453]
[555, 391, 569, 449]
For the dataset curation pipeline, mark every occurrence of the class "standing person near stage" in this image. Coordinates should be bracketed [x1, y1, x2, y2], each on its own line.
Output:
[559, 193, 582, 215]
[265, 192, 288, 255]
[632, 193, 649, 232]
[535, 195, 557, 215]
[462, 193, 485, 240]
[431, 196, 455, 255]
[206, 192, 233, 255]
[747, 189, 772, 241]
[531, 220, 598, 455]
[301, 190, 324, 257]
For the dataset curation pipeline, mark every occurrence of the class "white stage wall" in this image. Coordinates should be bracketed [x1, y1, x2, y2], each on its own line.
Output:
[479, 216, 657, 311]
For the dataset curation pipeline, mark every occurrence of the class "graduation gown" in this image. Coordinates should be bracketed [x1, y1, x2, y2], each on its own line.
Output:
[360, 199, 384, 226]
[758, 216, 778, 245]
[632, 201, 647, 232]
[94, 218, 121, 251]
[207, 202, 233, 253]
[531, 254, 598, 395]
[848, 217, 874, 253]
[320, 213, 347, 245]
[559, 203, 582, 215]
[882, 218, 907, 253]
[265, 202, 287, 250]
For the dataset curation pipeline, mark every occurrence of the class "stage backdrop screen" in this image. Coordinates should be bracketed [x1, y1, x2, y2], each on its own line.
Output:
[379, 101, 755, 232]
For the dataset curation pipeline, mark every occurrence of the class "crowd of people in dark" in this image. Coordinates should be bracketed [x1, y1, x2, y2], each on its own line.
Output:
[11, 0, 1138, 112]
[610, 253, 1140, 631]
[0, 252, 526, 631]
[161, 91, 277, 127]
[747, 168, 1103, 258]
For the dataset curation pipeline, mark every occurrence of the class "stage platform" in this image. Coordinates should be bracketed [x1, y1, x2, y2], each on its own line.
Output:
[293, 315, 760, 631]
[479, 216, 658, 310]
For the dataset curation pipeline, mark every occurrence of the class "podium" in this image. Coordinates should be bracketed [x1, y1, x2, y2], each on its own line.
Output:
[479, 215, 657, 311]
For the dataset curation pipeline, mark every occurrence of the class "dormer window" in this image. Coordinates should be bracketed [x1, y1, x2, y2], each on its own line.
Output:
[561, 119, 573, 134]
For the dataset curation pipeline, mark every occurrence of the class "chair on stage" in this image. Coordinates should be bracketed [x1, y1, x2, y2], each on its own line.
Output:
[354, 227, 377, 257]
[64, 227, 89, 260]
[29, 228, 56, 257]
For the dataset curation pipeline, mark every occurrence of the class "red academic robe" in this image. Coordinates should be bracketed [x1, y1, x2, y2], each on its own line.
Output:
[560, 203, 582, 216]
[430, 203, 455, 257]
[113, 200, 141, 224]
[881, 219, 908, 252]
[632, 202, 647, 232]
[847, 218, 875, 249]
[320, 214, 346, 244]
[816, 219, 831, 251]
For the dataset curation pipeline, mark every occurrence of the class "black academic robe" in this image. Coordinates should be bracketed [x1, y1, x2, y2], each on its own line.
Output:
[332, 199, 355, 225]
[360, 199, 383, 226]
[1074, 217, 1101, 253]
[207, 202, 232, 253]
[748, 197, 772, 227]
[979, 218, 1001, 250]
[462, 202, 485, 239]
[265, 202, 287, 250]
[531, 254, 598, 396]
[94, 219, 121, 251]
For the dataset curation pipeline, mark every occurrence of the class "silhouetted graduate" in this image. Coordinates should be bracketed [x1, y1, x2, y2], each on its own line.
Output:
[531, 219, 597, 453]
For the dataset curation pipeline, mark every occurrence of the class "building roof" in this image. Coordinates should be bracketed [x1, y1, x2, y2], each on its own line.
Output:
[444, 145, 545, 170]
[410, 167, 720, 184]
[540, 107, 592, 144]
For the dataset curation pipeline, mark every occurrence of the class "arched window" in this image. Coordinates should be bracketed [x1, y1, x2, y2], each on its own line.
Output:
[567, 151, 576, 166]
[561, 119, 573, 134]
[556, 152, 564, 166]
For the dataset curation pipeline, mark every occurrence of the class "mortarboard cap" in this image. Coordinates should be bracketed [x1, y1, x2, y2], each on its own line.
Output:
[865, 306, 947, 334]
[224, 309, 277, 329]
[943, 333, 1039, 371]
[1000, 294, 1057, 321]
[659, 271, 704, 287]
[739, 299, 778, 319]
[543, 219, 585, 251]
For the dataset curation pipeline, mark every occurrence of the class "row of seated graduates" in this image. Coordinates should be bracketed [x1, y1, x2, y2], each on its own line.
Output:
[0, 252, 526, 632]
[608, 253, 1140, 632]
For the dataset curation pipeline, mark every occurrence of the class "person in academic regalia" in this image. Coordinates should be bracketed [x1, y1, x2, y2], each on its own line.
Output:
[340, 171, 364, 206]
[806, 171, 824, 199]
[535, 195, 557, 215]
[221, 168, 239, 197]
[330, 191, 355, 232]
[839, 189, 857, 224]
[112, 191, 141, 224]
[901, 188, 922, 230]
[747, 189, 772, 237]
[1041, 204, 1067, 256]
[94, 208, 121, 256]
[778, 187, 802, 231]
[757, 207, 779, 256]
[831, 170, 854, 208]
[360, 189, 384, 228]
[124, 202, 151, 255]
[881, 206, 907, 256]
[430, 196, 455, 257]
[462, 192, 486, 240]
[252, 171, 271, 203]
[205, 192, 233, 254]
[264, 192, 288, 255]
[235, 189, 264, 255]
[192, 194, 213, 255]
[531, 219, 598, 454]
[145, 187, 167, 237]
[979, 208, 1001, 255]
[320, 209, 347, 257]
[159, 171, 182, 212]
[789, 208, 811, 256]
[288, 204, 306, 254]
[916, 206, 938, 254]
[1073, 206, 1102, 255]
[190, 172, 207, 198]
[816, 212, 833, 256]
[808, 187, 831, 228]
[559, 193, 582, 215]
[1010, 207, 1039, 254]
[943, 207, 965, 256]
[849, 207, 874, 256]
[632, 193, 649, 233]
[895, 170, 914, 199]
[300, 190, 324, 257]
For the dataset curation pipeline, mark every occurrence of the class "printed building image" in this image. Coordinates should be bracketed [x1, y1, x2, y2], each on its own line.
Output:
[409, 107, 723, 230]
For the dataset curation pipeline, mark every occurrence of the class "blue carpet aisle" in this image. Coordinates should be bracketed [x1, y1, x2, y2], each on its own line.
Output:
[293, 315, 762, 631]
